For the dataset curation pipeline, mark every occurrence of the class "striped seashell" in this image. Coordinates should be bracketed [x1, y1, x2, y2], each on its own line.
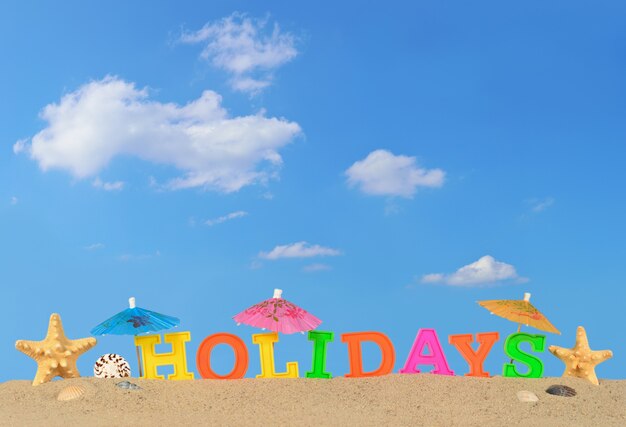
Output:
[57, 385, 85, 401]
[93, 354, 131, 379]
[546, 385, 576, 397]
[516, 390, 539, 402]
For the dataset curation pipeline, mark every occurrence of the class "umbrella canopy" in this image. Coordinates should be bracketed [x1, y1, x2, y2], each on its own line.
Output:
[90, 297, 180, 378]
[478, 292, 560, 334]
[90, 297, 180, 336]
[233, 289, 321, 334]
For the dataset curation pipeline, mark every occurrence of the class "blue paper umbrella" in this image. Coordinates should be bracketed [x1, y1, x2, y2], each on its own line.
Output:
[90, 297, 180, 376]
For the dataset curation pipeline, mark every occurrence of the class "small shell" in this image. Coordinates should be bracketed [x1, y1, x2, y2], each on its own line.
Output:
[516, 390, 539, 402]
[116, 380, 141, 390]
[94, 354, 131, 379]
[546, 385, 576, 397]
[57, 385, 85, 401]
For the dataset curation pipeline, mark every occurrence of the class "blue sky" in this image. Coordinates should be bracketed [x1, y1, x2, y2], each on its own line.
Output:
[1, 1, 625, 382]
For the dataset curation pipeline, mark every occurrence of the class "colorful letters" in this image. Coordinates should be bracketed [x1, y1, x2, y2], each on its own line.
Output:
[341, 332, 395, 377]
[133, 329, 554, 381]
[400, 329, 454, 375]
[448, 332, 500, 377]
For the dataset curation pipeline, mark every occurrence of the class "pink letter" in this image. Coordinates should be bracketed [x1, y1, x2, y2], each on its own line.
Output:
[399, 328, 454, 375]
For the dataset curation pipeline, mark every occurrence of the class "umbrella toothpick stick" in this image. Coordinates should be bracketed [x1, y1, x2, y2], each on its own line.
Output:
[510, 293, 528, 364]
[135, 337, 143, 378]
[128, 297, 143, 378]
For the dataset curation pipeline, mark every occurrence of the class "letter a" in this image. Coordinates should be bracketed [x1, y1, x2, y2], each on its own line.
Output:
[400, 329, 454, 375]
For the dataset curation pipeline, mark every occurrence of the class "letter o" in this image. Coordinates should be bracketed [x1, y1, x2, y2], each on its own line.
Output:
[196, 333, 249, 379]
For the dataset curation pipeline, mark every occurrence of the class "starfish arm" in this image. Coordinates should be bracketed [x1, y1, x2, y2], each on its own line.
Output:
[591, 350, 613, 365]
[32, 363, 58, 386]
[46, 314, 67, 341]
[586, 371, 600, 386]
[548, 345, 559, 355]
[68, 337, 97, 354]
[15, 340, 41, 358]
[549, 346, 573, 362]
[574, 326, 591, 352]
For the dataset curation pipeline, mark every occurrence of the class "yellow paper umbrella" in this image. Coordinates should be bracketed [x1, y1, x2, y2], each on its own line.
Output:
[478, 292, 560, 335]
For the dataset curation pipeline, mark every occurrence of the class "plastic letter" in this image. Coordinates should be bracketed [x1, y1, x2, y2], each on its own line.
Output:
[399, 329, 454, 375]
[341, 332, 395, 377]
[196, 333, 249, 379]
[252, 332, 299, 378]
[134, 331, 194, 380]
[448, 332, 500, 377]
[306, 331, 334, 379]
[503, 332, 546, 378]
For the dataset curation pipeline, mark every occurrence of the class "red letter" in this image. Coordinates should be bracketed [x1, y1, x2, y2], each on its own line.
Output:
[341, 332, 395, 377]
[196, 333, 249, 379]
[448, 332, 499, 377]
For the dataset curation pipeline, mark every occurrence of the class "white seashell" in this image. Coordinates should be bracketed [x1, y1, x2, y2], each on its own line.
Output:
[93, 354, 131, 379]
[57, 385, 85, 401]
[517, 390, 539, 402]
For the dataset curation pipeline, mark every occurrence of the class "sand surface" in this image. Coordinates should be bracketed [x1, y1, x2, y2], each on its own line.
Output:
[0, 375, 624, 426]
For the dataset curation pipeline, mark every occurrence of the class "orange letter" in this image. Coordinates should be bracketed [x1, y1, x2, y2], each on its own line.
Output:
[448, 332, 499, 377]
[196, 333, 249, 379]
[341, 332, 395, 377]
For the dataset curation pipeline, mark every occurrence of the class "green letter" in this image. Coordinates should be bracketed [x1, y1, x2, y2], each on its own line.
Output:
[503, 332, 546, 378]
[306, 331, 334, 379]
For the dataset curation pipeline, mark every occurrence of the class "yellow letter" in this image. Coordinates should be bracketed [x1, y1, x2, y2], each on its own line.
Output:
[252, 332, 299, 378]
[134, 331, 194, 380]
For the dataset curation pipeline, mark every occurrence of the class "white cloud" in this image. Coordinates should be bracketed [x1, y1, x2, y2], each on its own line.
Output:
[346, 149, 445, 198]
[180, 13, 298, 94]
[249, 260, 263, 270]
[421, 255, 526, 287]
[92, 178, 124, 191]
[10, 196, 18, 205]
[17, 76, 301, 192]
[259, 241, 342, 260]
[205, 210, 248, 226]
[13, 139, 27, 154]
[84, 243, 104, 251]
[303, 263, 332, 272]
[529, 197, 555, 213]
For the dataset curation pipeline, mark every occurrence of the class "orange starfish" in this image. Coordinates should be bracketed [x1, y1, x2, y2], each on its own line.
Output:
[15, 313, 97, 386]
[548, 326, 613, 385]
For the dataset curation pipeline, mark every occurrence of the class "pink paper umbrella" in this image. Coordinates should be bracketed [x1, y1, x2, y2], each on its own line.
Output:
[233, 289, 322, 334]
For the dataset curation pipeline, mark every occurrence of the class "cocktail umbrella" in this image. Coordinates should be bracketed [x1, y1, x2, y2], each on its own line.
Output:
[477, 292, 560, 335]
[90, 297, 180, 377]
[233, 289, 321, 334]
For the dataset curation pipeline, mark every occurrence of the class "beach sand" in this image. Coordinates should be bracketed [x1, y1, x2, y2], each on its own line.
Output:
[1, 375, 624, 426]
